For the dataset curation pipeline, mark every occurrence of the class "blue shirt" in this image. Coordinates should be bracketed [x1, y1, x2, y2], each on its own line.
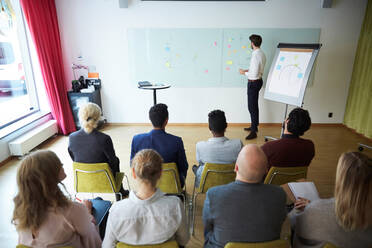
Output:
[130, 129, 188, 186]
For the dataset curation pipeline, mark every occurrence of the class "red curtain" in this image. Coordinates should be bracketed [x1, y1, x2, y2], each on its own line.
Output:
[20, 0, 75, 135]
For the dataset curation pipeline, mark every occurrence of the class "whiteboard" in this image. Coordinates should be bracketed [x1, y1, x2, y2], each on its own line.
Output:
[264, 44, 320, 106]
[128, 28, 320, 87]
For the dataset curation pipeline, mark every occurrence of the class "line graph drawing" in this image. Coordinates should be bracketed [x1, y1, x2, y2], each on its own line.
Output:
[268, 51, 312, 97]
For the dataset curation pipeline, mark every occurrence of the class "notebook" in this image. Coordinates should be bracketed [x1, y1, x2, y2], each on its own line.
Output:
[288, 181, 320, 202]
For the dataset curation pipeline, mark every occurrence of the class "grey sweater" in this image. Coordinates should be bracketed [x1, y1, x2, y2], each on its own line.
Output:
[294, 198, 372, 248]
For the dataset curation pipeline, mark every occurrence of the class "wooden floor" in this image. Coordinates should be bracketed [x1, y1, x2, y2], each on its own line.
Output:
[0, 124, 371, 247]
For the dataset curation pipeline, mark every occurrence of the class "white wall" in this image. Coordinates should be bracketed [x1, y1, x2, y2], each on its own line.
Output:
[55, 0, 367, 124]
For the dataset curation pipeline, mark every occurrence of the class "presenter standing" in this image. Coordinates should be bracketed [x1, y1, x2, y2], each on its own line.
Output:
[239, 34, 266, 140]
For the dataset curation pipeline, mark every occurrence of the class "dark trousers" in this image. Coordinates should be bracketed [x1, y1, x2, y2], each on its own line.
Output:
[247, 79, 263, 132]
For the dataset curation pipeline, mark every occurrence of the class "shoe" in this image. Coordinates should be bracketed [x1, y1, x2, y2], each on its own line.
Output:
[116, 188, 129, 201]
[192, 165, 199, 175]
[244, 127, 258, 132]
[245, 131, 257, 140]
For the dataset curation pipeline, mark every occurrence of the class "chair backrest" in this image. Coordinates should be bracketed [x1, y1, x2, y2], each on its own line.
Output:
[264, 166, 308, 185]
[158, 163, 182, 194]
[116, 240, 178, 248]
[224, 239, 289, 248]
[198, 163, 236, 193]
[73, 162, 119, 193]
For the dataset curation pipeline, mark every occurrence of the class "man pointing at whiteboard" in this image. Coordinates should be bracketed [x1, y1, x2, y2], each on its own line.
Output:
[240, 34, 266, 140]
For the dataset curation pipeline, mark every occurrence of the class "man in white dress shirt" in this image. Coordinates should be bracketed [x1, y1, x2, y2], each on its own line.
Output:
[239, 34, 266, 140]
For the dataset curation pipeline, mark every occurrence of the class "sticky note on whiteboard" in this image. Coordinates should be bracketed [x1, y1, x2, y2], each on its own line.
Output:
[226, 60, 233, 65]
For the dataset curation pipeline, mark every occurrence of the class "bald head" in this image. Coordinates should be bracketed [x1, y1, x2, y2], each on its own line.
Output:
[235, 144, 268, 183]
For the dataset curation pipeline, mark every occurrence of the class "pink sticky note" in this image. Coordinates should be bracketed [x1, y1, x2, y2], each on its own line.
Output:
[214, 41, 217, 46]
[205, 69, 209, 73]
[228, 44, 231, 48]
[226, 67, 230, 71]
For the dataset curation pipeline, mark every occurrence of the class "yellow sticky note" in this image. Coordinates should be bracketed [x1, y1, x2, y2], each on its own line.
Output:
[233, 49, 237, 53]
[242, 46, 246, 49]
[165, 62, 170, 68]
[226, 60, 233, 65]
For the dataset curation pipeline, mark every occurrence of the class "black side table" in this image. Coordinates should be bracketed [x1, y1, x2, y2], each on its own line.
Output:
[138, 84, 171, 105]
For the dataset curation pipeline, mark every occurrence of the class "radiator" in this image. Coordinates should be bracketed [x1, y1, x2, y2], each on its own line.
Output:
[8, 120, 58, 156]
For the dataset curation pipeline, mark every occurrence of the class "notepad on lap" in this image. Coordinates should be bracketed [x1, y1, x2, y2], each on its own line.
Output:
[288, 182, 320, 202]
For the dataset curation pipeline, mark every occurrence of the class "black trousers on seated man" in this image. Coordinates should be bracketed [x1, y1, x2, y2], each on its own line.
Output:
[247, 79, 263, 132]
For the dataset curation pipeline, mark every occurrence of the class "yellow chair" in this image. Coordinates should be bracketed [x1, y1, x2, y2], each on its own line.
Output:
[264, 166, 308, 186]
[323, 243, 339, 248]
[73, 162, 130, 201]
[224, 239, 289, 248]
[116, 240, 178, 248]
[158, 163, 187, 208]
[191, 163, 236, 235]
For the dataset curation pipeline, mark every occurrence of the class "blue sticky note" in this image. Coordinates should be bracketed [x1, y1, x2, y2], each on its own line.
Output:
[165, 47, 170, 52]
[297, 73, 303, 78]
[280, 57, 285, 61]
[276, 65, 281, 70]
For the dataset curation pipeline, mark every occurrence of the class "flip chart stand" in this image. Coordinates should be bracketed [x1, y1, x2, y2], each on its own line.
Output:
[264, 104, 289, 142]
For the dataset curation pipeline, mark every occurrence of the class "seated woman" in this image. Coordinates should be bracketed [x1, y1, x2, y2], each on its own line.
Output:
[102, 149, 189, 248]
[291, 152, 372, 247]
[12, 150, 102, 248]
[68, 102, 119, 175]
[68, 103, 127, 198]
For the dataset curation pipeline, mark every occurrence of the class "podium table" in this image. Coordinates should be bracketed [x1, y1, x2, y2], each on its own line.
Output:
[138, 84, 171, 105]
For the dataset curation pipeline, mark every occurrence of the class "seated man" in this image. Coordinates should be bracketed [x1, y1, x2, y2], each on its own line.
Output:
[193, 110, 242, 187]
[130, 103, 188, 187]
[203, 144, 287, 248]
[261, 107, 315, 169]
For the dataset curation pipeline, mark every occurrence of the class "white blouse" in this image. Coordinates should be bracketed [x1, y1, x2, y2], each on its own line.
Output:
[102, 189, 189, 248]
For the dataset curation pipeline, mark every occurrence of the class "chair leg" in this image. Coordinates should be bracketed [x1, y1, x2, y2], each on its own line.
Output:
[124, 174, 131, 190]
[182, 192, 187, 215]
[191, 193, 199, 236]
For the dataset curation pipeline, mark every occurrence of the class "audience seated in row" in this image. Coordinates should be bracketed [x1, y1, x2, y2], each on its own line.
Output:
[290, 151, 372, 247]
[131, 103, 188, 187]
[193, 110, 243, 187]
[13, 150, 102, 248]
[261, 107, 315, 169]
[203, 144, 287, 248]
[103, 149, 189, 248]
[68, 103, 128, 198]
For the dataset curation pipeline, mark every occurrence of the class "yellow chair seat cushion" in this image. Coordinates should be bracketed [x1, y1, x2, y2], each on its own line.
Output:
[224, 239, 289, 248]
[116, 240, 178, 248]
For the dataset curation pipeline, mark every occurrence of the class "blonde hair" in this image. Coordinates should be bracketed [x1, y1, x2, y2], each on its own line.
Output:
[131, 149, 163, 187]
[335, 152, 372, 230]
[78, 103, 101, 133]
[12, 150, 69, 232]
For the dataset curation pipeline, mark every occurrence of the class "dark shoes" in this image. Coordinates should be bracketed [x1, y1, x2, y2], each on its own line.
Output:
[245, 131, 257, 140]
[244, 127, 258, 132]
[192, 165, 199, 175]
[116, 188, 129, 201]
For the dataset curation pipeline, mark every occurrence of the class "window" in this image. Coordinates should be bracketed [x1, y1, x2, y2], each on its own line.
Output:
[0, 0, 41, 130]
